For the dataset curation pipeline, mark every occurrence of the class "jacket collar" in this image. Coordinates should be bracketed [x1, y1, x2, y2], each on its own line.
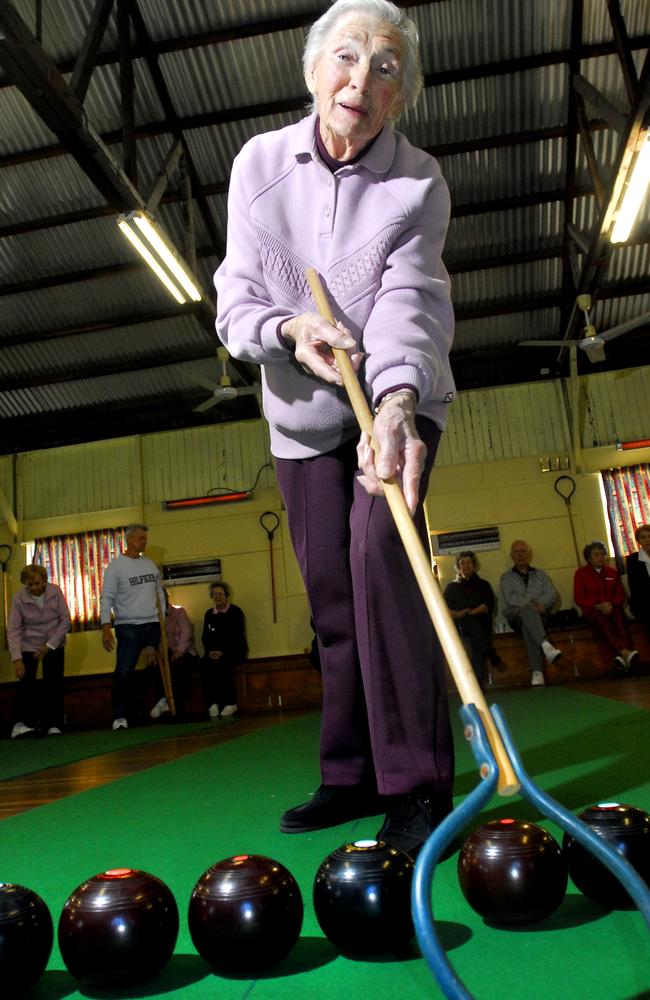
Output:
[290, 114, 397, 175]
[24, 583, 51, 601]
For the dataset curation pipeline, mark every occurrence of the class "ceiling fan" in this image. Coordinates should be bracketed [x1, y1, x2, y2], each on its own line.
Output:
[192, 347, 261, 412]
[519, 294, 650, 364]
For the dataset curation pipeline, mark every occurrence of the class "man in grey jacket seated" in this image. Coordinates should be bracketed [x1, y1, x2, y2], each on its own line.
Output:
[499, 540, 562, 687]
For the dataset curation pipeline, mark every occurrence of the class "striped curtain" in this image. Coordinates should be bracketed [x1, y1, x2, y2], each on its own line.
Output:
[601, 464, 650, 569]
[32, 527, 127, 631]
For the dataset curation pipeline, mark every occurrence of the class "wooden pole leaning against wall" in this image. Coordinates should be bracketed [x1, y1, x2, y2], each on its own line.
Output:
[0, 480, 18, 649]
[156, 591, 176, 716]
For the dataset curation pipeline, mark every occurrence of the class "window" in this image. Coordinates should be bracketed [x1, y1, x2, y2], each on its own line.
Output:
[601, 464, 650, 569]
[28, 527, 127, 631]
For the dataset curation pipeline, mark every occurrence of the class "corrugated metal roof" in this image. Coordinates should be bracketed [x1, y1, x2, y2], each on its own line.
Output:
[2, 270, 182, 331]
[137, 0, 322, 38]
[0, 359, 218, 418]
[0, 156, 104, 223]
[80, 62, 166, 132]
[0, 0, 648, 452]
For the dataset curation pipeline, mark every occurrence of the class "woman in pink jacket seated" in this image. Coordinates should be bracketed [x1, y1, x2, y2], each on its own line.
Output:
[573, 542, 638, 674]
[146, 595, 199, 722]
[7, 564, 71, 738]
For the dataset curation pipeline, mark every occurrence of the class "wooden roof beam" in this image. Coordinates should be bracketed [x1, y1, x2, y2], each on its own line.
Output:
[607, 0, 639, 105]
[573, 74, 627, 134]
[0, 1, 143, 211]
[70, 0, 115, 102]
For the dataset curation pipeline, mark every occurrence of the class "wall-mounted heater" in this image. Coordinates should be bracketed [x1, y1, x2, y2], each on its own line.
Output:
[162, 492, 251, 510]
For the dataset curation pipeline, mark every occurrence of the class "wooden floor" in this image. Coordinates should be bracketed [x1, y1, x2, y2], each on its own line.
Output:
[573, 673, 650, 710]
[0, 711, 309, 821]
[1, 677, 649, 822]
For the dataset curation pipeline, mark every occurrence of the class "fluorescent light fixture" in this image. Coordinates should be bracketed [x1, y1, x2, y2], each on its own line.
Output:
[610, 131, 650, 243]
[117, 219, 185, 303]
[117, 211, 203, 303]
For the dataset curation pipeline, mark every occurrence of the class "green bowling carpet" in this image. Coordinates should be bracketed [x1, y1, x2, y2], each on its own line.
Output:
[1, 687, 648, 999]
[0, 720, 215, 782]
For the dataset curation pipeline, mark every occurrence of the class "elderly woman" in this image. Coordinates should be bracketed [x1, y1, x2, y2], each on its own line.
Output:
[443, 552, 501, 686]
[7, 564, 71, 738]
[574, 542, 638, 673]
[215, 0, 455, 857]
[200, 582, 247, 720]
[626, 523, 650, 638]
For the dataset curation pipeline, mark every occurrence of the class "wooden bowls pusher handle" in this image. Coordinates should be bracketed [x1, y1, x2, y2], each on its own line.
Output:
[306, 267, 518, 796]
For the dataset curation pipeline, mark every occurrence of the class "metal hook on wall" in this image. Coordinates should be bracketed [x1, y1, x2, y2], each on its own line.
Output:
[259, 511, 280, 623]
[554, 475, 581, 567]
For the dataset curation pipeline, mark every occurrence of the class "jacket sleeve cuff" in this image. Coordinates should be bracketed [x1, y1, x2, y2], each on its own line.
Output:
[259, 313, 296, 358]
[370, 365, 425, 410]
[374, 384, 419, 412]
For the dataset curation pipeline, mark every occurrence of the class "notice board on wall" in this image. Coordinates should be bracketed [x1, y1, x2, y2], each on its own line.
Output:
[430, 527, 500, 555]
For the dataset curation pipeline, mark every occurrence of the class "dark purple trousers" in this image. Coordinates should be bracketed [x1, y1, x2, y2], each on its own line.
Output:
[275, 417, 454, 799]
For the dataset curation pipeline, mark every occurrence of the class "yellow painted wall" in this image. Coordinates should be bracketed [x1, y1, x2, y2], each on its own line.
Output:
[0, 418, 314, 684]
[0, 484, 311, 684]
[426, 455, 620, 615]
[1, 368, 649, 684]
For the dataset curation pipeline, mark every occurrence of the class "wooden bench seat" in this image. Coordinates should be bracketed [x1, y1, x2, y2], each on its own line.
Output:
[447, 620, 649, 693]
[0, 654, 323, 734]
[1, 621, 647, 734]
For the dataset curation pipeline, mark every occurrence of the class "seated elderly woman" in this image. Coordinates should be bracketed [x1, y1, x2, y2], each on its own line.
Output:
[215, 0, 455, 857]
[443, 551, 502, 687]
[574, 541, 639, 673]
[626, 523, 650, 638]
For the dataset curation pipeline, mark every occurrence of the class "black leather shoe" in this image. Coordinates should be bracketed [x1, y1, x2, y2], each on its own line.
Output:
[280, 783, 382, 834]
[376, 789, 453, 860]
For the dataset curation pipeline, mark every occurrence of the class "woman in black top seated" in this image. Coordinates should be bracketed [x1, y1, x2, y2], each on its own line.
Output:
[200, 581, 247, 720]
[443, 551, 501, 686]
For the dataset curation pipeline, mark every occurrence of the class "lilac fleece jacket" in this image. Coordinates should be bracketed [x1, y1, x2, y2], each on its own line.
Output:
[215, 114, 455, 459]
[7, 583, 71, 661]
[143, 605, 198, 658]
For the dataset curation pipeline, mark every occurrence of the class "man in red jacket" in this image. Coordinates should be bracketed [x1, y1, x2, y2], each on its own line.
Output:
[574, 541, 638, 672]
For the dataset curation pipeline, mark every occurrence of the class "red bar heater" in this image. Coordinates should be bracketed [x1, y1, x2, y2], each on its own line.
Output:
[162, 492, 251, 511]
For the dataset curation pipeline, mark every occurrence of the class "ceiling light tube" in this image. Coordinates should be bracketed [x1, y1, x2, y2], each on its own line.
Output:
[133, 212, 203, 302]
[610, 131, 650, 243]
[117, 218, 187, 304]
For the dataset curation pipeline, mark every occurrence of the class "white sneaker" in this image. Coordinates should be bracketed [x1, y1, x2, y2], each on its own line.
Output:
[11, 721, 34, 739]
[531, 670, 546, 687]
[150, 697, 169, 720]
[626, 650, 640, 669]
[47, 727, 62, 735]
[112, 717, 128, 730]
[208, 703, 219, 719]
[220, 704, 238, 718]
[541, 640, 562, 664]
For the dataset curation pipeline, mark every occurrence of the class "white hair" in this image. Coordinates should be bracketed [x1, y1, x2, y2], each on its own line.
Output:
[303, 0, 424, 118]
[125, 523, 148, 539]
